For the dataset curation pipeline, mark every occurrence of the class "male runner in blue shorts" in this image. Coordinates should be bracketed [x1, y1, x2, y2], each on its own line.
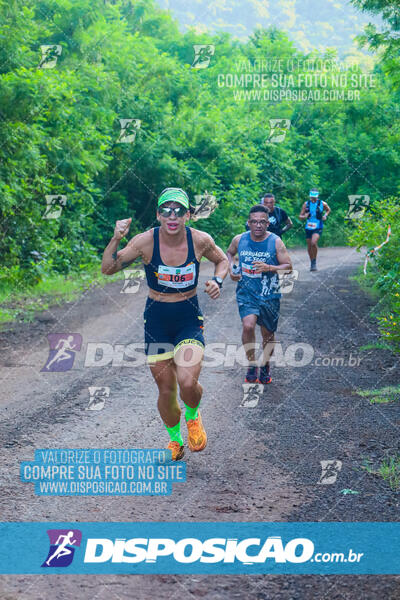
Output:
[299, 189, 331, 271]
[227, 204, 292, 384]
[102, 188, 228, 460]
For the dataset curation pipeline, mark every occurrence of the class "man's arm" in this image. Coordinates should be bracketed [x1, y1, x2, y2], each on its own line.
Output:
[281, 216, 293, 233]
[101, 218, 146, 275]
[275, 238, 293, 272]
[322, 201, 331, 220]
[299, 202, 308, 220]
[226, 234, 241, 280]
[253, 238, 292, 274]
[226, 234, 240, 265]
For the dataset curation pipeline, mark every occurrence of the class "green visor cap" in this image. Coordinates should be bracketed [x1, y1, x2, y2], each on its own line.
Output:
[157, 188, 190, 210]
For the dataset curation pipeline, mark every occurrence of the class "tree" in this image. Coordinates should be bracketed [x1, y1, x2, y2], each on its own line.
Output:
[351, 0, 400, 85]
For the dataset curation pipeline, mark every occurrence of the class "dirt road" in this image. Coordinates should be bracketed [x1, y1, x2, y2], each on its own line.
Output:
[0, 246, 399, 598]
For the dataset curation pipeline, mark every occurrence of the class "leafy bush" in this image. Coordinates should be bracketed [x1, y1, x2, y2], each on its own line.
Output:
[348, 198, 400, 352]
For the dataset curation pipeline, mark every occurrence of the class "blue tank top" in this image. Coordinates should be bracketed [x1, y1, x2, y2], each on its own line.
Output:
[237, 231, 281, 300]
[306, 199, 323, 231]
[144, 226, 200, 294]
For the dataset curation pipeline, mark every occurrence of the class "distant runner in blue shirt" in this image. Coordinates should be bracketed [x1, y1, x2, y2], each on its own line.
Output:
[299, 189, 331, 271]
[227, 205, 293, 385]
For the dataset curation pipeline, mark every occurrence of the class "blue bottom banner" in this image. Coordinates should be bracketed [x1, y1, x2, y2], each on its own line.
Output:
[0, 522, 398, 574]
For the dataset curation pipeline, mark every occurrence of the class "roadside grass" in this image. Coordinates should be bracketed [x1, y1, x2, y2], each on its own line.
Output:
[363, 456, 400, 491]
[354, 385, 400, 404]
[349, 272, 380, 301]
[359, 342, 393, 352]
[0, 264, 124, 326]
[351, 268, 400, 354]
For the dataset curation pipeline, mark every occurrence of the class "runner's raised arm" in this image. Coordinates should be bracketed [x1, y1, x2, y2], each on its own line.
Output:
[101, 218, 149, 275]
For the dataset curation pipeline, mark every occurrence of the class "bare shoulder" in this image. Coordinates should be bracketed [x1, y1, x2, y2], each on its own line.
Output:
[232, 232, 244, 246]
[191, 227, 213, 244]
[191, 228, 227, 262]
[128, 229, 152, 247]
[274, 235, 286, 250]
[190, 228, 215, 252]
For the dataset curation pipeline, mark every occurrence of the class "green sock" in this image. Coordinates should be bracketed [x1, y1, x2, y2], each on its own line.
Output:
[183, 402, 199, 422]
[165, 422, 183, 445]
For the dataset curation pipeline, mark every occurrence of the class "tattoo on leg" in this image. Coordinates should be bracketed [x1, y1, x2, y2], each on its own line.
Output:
[112, 251, 118, 261]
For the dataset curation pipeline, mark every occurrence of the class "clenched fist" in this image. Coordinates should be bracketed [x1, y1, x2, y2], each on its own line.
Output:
[113, 218, 132, 241]
[204, 280, 220, 299]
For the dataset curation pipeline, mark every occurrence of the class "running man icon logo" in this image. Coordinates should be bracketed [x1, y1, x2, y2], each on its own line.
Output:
[42, 529, 82, 568]
[121, 269, 145, 293]
[192, 192, 218, 221]
[38, 45, 62, 69]
[318, 460, 343, 485]
[346, 195, 370, 220]
[267, 119, 291, 144]
[278, 269, 299, 294]
[191, 45, 215, 69]
[42, 195, 67, 220]
[41, 333, 83, 372]
[117, 119, 141, 143]
[240, 383, 264, 408]
[87, 386, 110, 411]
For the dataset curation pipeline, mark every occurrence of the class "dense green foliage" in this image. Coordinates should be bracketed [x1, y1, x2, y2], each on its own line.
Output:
[0, 0, 399, 303]
[348, 0, 400, 353]
[349, 199, 400, 351]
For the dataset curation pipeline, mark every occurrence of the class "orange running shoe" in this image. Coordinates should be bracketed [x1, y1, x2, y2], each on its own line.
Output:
[167, 441, 184, 461]
[186, 411, 207, 452]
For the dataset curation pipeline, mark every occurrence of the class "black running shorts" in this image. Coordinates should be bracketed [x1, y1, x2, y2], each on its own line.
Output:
[144, 295, 205, 363]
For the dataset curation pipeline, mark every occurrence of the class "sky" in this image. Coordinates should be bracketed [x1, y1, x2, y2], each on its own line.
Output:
[155, 0, 379, 56]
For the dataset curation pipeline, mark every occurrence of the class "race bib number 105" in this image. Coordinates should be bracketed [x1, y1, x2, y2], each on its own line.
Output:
[158, 263, 196, 288]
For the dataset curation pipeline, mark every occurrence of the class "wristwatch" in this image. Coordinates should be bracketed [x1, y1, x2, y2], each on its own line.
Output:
[212, 276, 223, 288]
